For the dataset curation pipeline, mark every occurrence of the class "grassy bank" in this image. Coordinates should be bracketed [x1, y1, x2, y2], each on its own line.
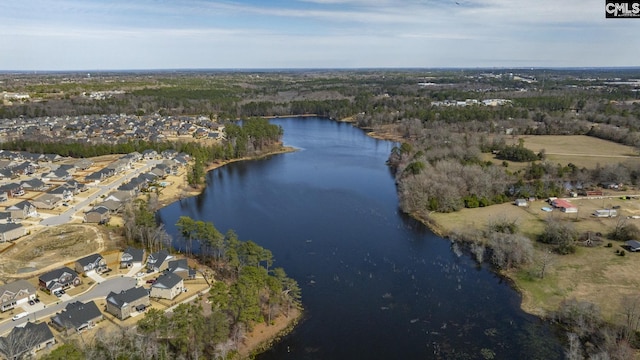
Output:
[426, 198, 640, 322]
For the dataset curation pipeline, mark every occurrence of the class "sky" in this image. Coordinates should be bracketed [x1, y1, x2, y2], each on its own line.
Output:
[1, 0, 639, 70]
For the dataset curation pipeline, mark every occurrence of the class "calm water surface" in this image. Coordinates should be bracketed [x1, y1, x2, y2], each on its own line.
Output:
[158, 117, 562, 359]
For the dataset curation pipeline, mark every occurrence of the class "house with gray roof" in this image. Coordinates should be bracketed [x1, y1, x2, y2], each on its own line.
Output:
[100, 199, 123, 213]
[0, 183, 24, 197]
[21, 178, 48, 192]
[167, 258, 196, 280]
[146, 249, 172, 272]
[74, 253, 107, 275]
[38, 267, 81, 293]
[150, 272, 184, 300]
[0, 223, 27, 242]
[84, 206, 110, 224]
[50, 301, 103, 333]
[0, 321, 56, 358]
[0, 279, 37, 312]
[31, 193, 64, 209]
[6, 200, 36, 219]
[105, 286, 150, 320]
[120, 247, 145, 269]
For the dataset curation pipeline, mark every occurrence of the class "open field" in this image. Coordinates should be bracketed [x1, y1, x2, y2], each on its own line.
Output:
[431, 194, 640, 320]
[509, 135, 640, 168]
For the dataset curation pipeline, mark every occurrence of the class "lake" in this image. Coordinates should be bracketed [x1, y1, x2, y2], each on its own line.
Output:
[158, 117, 562, 359]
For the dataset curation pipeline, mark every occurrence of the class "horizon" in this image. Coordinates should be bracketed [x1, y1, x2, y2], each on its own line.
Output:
[2, 1, 640, 71]
[3, 66, 640, 74]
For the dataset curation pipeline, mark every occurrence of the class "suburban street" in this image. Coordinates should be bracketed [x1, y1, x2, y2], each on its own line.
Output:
[0, 276, 137, 335]
[39, 160, 159, 226]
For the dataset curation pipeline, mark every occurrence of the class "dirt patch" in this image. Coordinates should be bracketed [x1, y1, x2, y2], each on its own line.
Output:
[0, 224, 120, 282]
[238, 308, 302, 358]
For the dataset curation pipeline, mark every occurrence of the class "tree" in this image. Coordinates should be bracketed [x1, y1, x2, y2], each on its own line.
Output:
[536, 250, 555, 279]
[0, 323, 50, 360]
[539, 218, 578, 254]
[620, 294, 640, 341]
[487, 232, 534, 269]
[40, 343, 85, 360]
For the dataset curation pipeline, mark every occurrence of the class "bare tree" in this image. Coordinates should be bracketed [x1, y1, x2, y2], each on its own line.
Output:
[0, 323, 47, 360]
[564, 332, 583, 360]
[620, 294, 640, 341]
[488, 232, 533, 269]
[536, 250, 555, 279]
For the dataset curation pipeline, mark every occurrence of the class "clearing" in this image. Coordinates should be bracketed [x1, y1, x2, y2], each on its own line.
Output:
[0, 224, 119, 283]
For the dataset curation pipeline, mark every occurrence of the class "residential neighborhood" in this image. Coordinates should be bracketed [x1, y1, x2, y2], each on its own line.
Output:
[0, 245, 207, 358]
[0, 114, 226, 145]
[0, 145, 210, 357]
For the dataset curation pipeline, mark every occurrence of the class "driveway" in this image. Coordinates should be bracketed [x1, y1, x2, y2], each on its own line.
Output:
[0, 276, 137, 335]
[86, 270, 105, 284]
[39, 161, 159, 226]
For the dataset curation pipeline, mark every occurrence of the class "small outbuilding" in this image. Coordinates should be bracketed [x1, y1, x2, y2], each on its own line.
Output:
[626, 240, 640, 252]
[514, 199, 528, 207]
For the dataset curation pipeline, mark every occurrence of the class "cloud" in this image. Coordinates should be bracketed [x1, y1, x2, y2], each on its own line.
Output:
[0, 0, 639, 69]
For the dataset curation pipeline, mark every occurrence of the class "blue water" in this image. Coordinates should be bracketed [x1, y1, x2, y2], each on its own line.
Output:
[158, 117, 562, 359]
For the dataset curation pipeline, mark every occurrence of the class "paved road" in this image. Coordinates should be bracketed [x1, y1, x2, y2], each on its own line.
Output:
[0, 276, 136, 335]
[40, 161, 159, 226]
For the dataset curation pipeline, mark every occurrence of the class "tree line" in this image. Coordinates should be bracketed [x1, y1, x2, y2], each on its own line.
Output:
[37, 212, 301, 359]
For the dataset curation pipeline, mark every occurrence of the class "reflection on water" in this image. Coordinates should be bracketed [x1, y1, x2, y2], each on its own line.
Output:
[158, 117, 562, 359]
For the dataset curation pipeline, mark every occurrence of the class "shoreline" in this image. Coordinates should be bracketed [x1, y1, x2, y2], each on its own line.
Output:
[349, 122, 553, 319]
[237, 308, 302, 359]
[156, 145, 298, 209]
[149, 144, 302, 358]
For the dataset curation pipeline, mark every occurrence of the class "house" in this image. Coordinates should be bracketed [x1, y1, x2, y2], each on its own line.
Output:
[514, 199, 528, 207]
[100, 199, 123, 213]
[6, 200, 36, 219]
[21, 178, 49, 192]
[75, 253, 107, 275]
[74, 158, 93, 170]
[167, 258, 196, 280]
[551, 199, 578, 213]
[38, 267, 81, 293]
[0, 321, 56, 358]
[142, 149, 158, 159]
[64, 179, 87, 193]
[50, 301, 103, 333]
[31, 193, 64, 209]
[146, 249, 172, 272]
[84, 206, 110, 224]
[0, 223, 27, 242]
[150, 272, 184, 300]
[626, 240, 640, 252]
[0, 280, 37, 312]
[47, 185, 74, 200]
[0, 183, 24, 197]
[120, 247, 146, 269]
[105, 286, 150, 320]
[104, 190, 133, 203]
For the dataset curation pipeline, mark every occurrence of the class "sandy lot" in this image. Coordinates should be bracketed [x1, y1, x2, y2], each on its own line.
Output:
[0, 224, 116, 283]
